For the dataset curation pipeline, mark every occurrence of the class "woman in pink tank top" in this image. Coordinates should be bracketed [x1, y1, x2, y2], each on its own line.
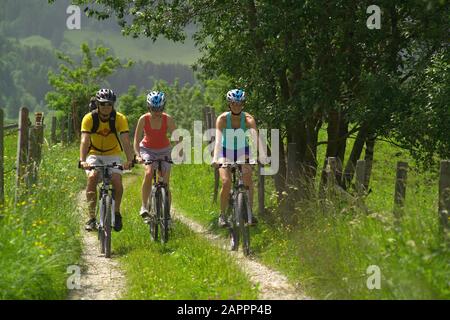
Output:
[133, 91, 178, 221]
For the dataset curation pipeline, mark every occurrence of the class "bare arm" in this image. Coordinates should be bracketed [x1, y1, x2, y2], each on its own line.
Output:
[133, 115, 145, 156]
[247, 115, 268, 160]
[167, 115, 177, 135]
[80, 132, 91, 162]
[212, 115, 226, 163]
[120, 132, 134, 163]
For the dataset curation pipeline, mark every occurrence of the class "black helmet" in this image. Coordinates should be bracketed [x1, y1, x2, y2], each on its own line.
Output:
[95, 88, 116, 103]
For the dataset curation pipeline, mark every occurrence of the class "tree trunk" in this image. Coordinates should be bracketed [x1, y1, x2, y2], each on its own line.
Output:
[343, 124, 369, 190]
[364, 133, 376, 190]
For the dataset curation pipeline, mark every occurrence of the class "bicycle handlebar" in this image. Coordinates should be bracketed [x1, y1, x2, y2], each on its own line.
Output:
[143, 159, 174, 165]
[78, 161, 124, 171]
[216, 160, 259, 168]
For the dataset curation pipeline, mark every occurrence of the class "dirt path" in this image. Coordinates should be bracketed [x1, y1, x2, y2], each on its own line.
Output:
[68, 173, 310, 300]
[67, 178, 131, 300]
[172, 209, 311, 300]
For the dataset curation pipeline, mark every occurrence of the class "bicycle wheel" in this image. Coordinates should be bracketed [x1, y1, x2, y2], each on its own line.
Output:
[237, 192, 250, 256]
[160, 187, 170, 244]
[104, 194, 112, 258]
[149, 188, 159, 242]
[229, 203, 239, 251]
[98, 197, 105, 254]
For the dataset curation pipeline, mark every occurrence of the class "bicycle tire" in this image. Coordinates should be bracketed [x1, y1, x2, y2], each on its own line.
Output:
[98, 197, 105, 254]
[230, 202, 239, 251]
[149, 188, 159, 242]
[237, 192, 251, 256]
[160, 187, 170, 244]
[104, 194, 112, 258]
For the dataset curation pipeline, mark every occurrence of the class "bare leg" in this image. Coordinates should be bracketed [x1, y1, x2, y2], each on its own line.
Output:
[142, 165, 154, 209]
[111, 174, 123, 212]
[86, 172, 98, 219]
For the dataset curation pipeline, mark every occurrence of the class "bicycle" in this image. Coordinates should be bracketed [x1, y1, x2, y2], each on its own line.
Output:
[79, 161, 123, 258]
[218, 160, 258, 256]
[144, 158, 174, 244]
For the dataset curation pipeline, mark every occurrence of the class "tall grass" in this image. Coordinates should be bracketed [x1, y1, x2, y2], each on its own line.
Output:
[169, 135, 450, 299]
[0, 136, 85, 299]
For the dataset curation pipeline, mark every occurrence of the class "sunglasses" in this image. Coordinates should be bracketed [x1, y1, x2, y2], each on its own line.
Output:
[99, 102, 113, 107]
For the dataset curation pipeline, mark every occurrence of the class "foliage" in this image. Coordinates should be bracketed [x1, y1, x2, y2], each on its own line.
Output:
[45, 43, 133, 116]
[0, 138, 85, 299]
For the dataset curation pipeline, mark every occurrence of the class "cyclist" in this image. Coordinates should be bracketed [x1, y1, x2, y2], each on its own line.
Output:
[212, 89, 264, 228]
[134, 91, 177, 222]
[79, 88, 134, 232]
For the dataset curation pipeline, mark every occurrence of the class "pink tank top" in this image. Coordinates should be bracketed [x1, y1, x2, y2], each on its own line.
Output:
[141, 113, 171, 149]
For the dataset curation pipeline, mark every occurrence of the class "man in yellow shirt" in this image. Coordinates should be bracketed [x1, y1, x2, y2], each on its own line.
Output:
[79, 88, 134, 232]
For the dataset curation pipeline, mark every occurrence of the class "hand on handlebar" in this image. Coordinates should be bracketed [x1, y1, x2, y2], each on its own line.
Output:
[80, 161, 91, 170]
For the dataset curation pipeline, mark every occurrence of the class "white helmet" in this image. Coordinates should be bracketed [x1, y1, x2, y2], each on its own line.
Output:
[226, 89, 246, 103]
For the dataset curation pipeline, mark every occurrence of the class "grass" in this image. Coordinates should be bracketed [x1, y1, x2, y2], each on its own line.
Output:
[114, 168, 258, 299]
[169, 133, 450, 299]
[0, 135, 85, 299]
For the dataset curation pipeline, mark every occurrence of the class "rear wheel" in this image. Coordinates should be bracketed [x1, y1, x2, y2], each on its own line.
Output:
[237, 192, 250, 256]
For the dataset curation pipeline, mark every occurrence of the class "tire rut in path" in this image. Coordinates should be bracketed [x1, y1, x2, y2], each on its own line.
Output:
[172, 209, 311, 300]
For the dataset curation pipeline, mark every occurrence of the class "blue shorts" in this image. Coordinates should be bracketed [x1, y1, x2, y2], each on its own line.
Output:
[219, 145, 250, 163]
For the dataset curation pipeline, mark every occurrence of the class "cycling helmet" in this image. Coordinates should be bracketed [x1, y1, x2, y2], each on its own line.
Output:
[95, 88, 116, 103]
[226, 89, 246, 103]
[147, 91, 166, 110]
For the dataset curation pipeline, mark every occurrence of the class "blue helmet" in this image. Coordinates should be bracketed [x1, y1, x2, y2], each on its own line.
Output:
[147, 91, 166, 110]
[226, 89, 246, 103]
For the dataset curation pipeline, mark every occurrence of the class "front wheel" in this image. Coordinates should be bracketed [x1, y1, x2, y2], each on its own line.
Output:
[160, 187, 170, 244]
[103, 194, 112, 258]
[237, 192, 250, 256]
[149, 188, 159, 242]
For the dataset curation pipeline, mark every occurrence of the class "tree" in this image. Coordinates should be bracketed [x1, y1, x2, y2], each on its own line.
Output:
[45, 43, 132, 137]
[67, 0, 449, 201]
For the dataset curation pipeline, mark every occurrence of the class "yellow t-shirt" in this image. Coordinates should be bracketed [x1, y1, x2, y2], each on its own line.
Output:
[81, 111, 129, 156]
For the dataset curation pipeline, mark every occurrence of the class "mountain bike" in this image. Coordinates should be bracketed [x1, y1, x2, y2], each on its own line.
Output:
[218, 160, 258, 256]
[144, 158, 173, 244]
[79, 162, 123, 258]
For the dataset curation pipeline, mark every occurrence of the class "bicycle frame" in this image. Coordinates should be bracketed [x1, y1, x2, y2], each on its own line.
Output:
[96, 166, 116, 229]
[144, 158, 173, 243]
[222, 161, 256, 225]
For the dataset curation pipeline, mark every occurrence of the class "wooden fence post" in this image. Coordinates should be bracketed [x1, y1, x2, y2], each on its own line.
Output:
[326, 157, 338, 199]
[364, 134, 376, 190]
[67, 113, 73, 143]
[438, 160, 450, 241]
[287, 143, 298, 186]
[27, 113, 44, 186]
[51, 116, 57, 144]
[60, 117, 66, 145]
[355, 160, 366, 197]
[393, 161, 408, 222]
[15, 107, 29, 205]
[0, 108, 4, 207]
[258, 163, 265, 217]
